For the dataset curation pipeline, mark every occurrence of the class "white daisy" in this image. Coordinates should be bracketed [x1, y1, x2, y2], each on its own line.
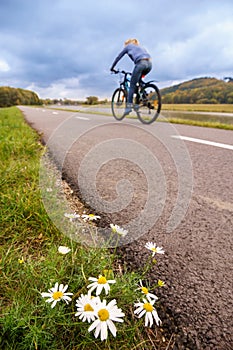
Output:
[75, 294, 100, 323]
[81, 214, 101, 222]
[134, 298, 161, 327]
[110, 224, 128, 237]
[58, 246, 71, 254]
[145, 242, 165, 256]
[87, 275, 116, 296]
[138, 280, 158, 301]
[88, 299, 125, 340]
[41, 282, 73, 308]
[64, 213, 80, 221]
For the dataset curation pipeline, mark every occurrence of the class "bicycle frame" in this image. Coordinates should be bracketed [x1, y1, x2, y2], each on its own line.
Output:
[113, 69, 156, 93]
[111, 70, 162, 124]
[117, 71, 131, 93]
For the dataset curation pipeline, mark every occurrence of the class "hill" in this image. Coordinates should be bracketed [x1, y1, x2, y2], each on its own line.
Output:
[0, 86, 41, 107]
[161, 77, 233, 104]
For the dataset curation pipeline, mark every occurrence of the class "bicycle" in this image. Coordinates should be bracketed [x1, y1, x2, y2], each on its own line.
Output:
[111, 70, 162, 124]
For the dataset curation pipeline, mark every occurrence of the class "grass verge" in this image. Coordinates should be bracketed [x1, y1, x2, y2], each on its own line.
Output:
[158, 115, 233, 130]
[161, 103, 233, 113]
[0, 107, 168, 350]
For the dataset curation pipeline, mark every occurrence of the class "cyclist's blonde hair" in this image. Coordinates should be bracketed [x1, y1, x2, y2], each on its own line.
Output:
[124, 38, 139, 46]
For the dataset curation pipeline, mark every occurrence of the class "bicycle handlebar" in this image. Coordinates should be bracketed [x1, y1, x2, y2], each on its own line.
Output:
[111, 69, 131, 76]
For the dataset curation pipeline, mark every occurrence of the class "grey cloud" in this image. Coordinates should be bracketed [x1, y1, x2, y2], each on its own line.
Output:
[1, 0, 233, 98]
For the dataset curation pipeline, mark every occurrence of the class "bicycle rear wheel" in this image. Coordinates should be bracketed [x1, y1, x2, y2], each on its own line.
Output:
[111, 88, 127, 121]
[136, 84, 161, 124]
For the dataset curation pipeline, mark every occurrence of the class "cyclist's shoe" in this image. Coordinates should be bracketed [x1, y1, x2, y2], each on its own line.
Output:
[133, 104, 140, 111]
[123, 104, 132, 116]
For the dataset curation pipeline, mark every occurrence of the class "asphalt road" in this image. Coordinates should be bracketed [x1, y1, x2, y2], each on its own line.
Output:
[20, 106, 233, 350]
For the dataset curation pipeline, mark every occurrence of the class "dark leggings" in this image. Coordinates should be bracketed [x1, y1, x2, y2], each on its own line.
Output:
[128, 59, 152, 104]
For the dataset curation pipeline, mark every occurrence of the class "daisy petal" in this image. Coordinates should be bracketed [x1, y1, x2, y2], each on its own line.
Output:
[100, 321, 107, 340]
[88, 319, 99, 334]
[107, 320, 117, 337]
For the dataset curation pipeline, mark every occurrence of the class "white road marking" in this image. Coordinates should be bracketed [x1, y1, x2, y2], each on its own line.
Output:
[198, 195, 233, 212]
[172, 135, 233, 150]
[52, 111, 58, 114]
[75, 116, 90, 120]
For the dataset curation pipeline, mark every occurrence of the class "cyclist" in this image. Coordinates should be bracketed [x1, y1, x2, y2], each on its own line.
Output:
[110, 38, 152, 116]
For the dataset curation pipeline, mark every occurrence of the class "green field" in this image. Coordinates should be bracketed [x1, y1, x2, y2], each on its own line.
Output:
[162, 103, 233, 113]
[157, 104, 233, 130]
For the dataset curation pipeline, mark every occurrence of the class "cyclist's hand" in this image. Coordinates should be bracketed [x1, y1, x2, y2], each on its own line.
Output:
[110, 68, 118, 74]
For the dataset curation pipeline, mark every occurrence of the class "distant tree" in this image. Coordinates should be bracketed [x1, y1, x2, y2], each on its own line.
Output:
[0, 86, 41, 107]
[226, 92, 233, 103]
[0, 87, 11, 107]
[86, 96, 98, 105]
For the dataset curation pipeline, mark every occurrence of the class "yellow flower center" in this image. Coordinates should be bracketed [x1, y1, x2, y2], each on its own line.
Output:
[143, 303, 154, 312]
[98, 308, 109, 321]
[97, 276, 107, 284]
[84, 303, 94, 312]
[52, 291, 63, 300]
[141, 286, 149, 294]
[158, 279, 165, 287]
[151, 247, 157, 252]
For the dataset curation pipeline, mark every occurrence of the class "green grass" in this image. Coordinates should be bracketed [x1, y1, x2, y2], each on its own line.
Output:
[162, 103, 233, 113]
[0, 107, 167, 350]
[160, 104, 233, 130]
[158, 114, 233, 130]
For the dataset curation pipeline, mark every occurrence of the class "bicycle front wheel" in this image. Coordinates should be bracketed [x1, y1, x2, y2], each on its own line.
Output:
[136, 84, 161, 124]
[111, 88, 127, 121]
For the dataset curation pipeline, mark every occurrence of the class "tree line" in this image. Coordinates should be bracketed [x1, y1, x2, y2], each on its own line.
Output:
[0, 86, 41, 107]
[1, 77, 233, 108]
[42, 96, 108, 105]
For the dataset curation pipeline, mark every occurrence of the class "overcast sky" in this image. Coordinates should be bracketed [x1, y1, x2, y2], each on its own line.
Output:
[1, 0, 233, 100]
